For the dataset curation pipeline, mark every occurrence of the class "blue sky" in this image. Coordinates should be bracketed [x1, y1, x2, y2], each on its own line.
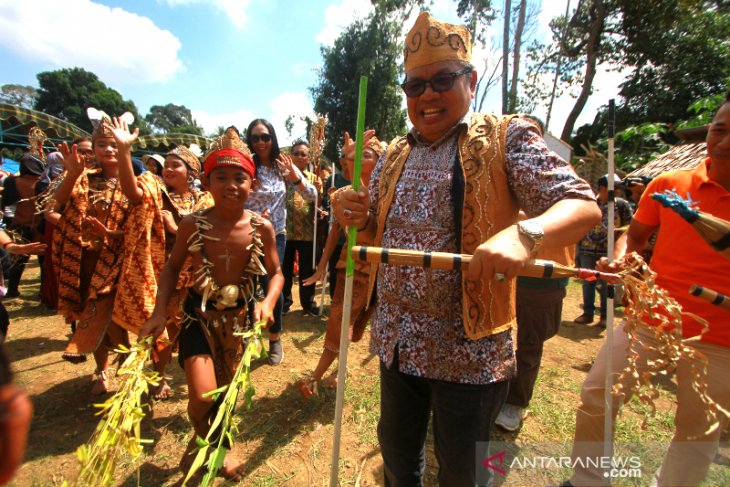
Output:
[0, 0, 625, 145]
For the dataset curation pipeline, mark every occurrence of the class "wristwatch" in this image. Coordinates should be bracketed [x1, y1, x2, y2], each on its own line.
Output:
[517, 220, 544, 258]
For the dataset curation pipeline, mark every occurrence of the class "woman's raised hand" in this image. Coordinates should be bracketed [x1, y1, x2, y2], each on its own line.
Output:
[107, 116, 139, 151]
[275, 153, 299, 182]
[57, 142, 85, 178]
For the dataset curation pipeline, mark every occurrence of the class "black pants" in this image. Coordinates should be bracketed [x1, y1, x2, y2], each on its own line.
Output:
[282, 239, 315, 311]
[377, 351, 508, 487]
[506, 285, 566, 408]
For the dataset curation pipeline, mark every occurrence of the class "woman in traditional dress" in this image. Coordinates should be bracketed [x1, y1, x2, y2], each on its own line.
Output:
[52, 114, 136, 394]
[244, 119, 316, 365]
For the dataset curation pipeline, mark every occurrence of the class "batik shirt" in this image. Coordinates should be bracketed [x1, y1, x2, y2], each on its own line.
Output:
[285, 170, 321, 241]
[246, 164, 316, 236]
[369, 114, 595, 385]
[578, 197, 634, 255]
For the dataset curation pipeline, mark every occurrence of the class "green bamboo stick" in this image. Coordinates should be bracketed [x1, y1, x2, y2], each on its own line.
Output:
[330, 75, 368, 487]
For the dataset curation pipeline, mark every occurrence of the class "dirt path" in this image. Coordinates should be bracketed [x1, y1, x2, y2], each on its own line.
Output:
[4, 262, 727, 486]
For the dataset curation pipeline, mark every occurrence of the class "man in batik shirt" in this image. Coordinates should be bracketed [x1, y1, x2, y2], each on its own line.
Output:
[336, 12, 600, 487]
[282, 140, 322, 315]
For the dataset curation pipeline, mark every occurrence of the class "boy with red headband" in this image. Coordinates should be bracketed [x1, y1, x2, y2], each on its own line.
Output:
[140, 127, 283, 481]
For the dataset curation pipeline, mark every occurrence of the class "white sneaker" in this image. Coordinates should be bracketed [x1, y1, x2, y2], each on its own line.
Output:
[495, 403, 523, 432]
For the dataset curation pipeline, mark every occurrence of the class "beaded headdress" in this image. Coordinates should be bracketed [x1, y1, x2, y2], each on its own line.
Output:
[202, 126, 255, 178]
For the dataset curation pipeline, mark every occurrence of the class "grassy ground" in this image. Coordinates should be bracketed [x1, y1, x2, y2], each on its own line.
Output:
[4, 267, 729, 486]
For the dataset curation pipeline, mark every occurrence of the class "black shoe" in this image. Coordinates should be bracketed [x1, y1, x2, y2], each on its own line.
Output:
[3, 290, 19, 299]
[303, 306, 320, 316]
[573, 313, 594, 324]
[268, 339, 284, 366]
[282, 307, 291, 315]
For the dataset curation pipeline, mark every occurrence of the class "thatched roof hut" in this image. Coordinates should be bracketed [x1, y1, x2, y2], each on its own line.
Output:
[626, 126, 707, 179]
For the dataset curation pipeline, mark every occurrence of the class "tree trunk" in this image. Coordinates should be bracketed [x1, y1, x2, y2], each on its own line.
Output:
[560, 0, 606, 142]
[507, 0, 527, 113]
[546, 0, 572, 132]
[501, 0, 511, 114]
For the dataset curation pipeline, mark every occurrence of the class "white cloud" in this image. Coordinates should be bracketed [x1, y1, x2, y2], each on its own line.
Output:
[538, 0, 570, 32]
[192, 107, 255, 136]
[0, 0, 183, 85]
[159, 0, 251, 28]
[269, 92, 314, 146]
[191, 93, 313, 145]
[316, 0, 373, 46]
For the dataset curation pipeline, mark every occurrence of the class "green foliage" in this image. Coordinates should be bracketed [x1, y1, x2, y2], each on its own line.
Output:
[34, 67, 150, 135]
[0, 84, 38, 109]
[76, 339, 159, 486]
[311, 11, 407, 161]
[618, 5, 730, 125]
[145, 103, 203, 135]
[676, 90, 727, 129]
[561, 1, 730, 151]
[612, 123, 672, 171]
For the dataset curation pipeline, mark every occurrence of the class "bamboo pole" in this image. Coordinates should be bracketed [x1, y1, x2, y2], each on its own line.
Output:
[689, 284, 730, 311]
[351, 246, 621, 283]
[604, 98, 616, 480]
[329, 76, 367, 487]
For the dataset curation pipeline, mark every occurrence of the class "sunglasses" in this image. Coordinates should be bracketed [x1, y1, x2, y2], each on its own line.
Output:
[250, 134, 272, 144]
[400, 67, 473, 98]
[291, 151, 308, 157]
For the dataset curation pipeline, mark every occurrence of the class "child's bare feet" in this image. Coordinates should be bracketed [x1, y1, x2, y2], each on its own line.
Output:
[153, 378, 172, 400]
[90, 368, 113, 395]
[297, 376, 318, 399]
[220, 456, 246, 482]
[321, 374, 338, 389]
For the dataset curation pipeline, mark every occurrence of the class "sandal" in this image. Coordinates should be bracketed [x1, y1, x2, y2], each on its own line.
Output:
[297, 377, 318, 399]
[90, 368, 114, 395]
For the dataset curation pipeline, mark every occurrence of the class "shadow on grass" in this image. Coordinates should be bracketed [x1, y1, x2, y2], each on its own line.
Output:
[233, 381, 336, 482]
[119, 462, 179, 487]
[4, 336, 68, 363]
[24, 374, 100, 461]
[558, 320, 607, 342]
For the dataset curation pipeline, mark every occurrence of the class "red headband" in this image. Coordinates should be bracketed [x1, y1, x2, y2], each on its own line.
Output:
[203, 148, 255, 178]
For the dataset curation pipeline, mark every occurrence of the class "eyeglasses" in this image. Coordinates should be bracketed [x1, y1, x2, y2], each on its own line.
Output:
[291, 151, 308, 157]
[250, 134, 272, 144]
[400, 67, 473, 98]
[77, 149, 94, 157]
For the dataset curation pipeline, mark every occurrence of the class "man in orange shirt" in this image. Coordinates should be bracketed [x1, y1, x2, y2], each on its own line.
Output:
[566, 92, 730, 486]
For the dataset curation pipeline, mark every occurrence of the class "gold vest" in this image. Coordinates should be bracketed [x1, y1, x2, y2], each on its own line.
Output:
[368, 113, 519, 340]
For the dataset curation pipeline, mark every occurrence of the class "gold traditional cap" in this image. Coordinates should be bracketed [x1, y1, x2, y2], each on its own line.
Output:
[404, 11, 472, 72]
[167, 145, 201, 176]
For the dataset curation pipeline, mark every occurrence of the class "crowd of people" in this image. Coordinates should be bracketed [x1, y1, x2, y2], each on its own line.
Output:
[0, 10, 729, 487]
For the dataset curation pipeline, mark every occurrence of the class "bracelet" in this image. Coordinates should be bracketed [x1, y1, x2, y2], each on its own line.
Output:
[357, 212, 372, 232]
